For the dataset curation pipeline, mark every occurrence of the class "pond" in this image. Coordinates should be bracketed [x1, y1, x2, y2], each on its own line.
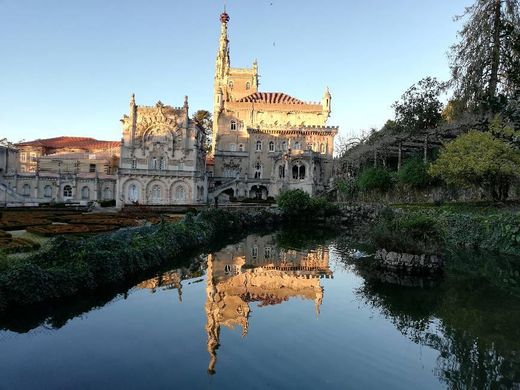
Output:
[0, 229, 519, 389]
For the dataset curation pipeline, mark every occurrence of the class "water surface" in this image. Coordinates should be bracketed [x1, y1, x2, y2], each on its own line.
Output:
[0, 231, 519, 389]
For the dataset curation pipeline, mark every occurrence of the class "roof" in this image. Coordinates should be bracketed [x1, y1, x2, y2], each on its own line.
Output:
[39, 151, 115, 160]
[16, 136, 120, 150]
[237, 92, 306, 105]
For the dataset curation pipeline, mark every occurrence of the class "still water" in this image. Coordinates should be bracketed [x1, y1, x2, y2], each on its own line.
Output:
[0, 231, 519, 389]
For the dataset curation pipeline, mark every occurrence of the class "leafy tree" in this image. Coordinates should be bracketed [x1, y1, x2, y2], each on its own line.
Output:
[449, 0, 520, 111]
[442, 98, 467, 122]
[192, 110, 213, 152]
[429, 130, 520, 201]
[357, 167, 392, 192]
[392, 77, 445, 134]
[277, 189, 338, 220]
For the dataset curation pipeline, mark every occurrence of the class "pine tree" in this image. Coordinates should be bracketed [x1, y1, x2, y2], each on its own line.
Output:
[450, 0, 520, 112]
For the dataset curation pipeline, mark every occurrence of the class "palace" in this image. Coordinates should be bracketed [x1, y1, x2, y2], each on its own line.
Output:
[211, 11, 338, 200]
[0, 11, 337, 206]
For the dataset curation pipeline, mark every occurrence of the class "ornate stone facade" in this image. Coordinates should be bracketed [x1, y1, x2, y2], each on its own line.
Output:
[211, 11, 338, 200]
[117, 95, 207, 206]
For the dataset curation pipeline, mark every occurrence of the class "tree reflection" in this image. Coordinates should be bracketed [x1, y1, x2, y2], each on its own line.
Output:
[336, 236, 520, 389]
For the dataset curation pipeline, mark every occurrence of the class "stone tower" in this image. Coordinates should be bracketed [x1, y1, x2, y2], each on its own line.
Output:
[212, 10, 259, 154]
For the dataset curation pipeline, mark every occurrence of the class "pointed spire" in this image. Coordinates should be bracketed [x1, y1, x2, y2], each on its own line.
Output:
[130, 93, 136, 107]
[216, 9, 230, 79]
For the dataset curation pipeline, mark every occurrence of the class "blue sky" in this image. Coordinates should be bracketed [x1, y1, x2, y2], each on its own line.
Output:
[0, 0, 470, 142]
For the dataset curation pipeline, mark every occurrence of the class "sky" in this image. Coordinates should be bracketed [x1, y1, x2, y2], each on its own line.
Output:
[0, 0, 472, 143]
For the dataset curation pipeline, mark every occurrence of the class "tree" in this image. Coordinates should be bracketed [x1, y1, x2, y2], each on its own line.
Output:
[429, 130, 520, 201]
[449, 0, 520, 111]
[397, 157, 431, 188]
[357, 167, 393, 192]
[192, 110, 213, 153]
[392, 77, 445, 134]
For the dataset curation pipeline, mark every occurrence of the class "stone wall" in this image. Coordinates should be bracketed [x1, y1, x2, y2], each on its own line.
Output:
[375, 249, 443, 274]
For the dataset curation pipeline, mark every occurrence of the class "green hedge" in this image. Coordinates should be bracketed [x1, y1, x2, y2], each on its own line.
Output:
[0, 208, 279, 313]
[277, 189, 339, 221]
[358, 167, 393, 192]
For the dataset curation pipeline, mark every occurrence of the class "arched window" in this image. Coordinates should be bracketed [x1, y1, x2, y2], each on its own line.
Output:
[255, 140, 262, 151]
[292, 163, 306, 180]
[294, 141, 300, 150]
[175, 185, 186, 201]
[151, 185, 161, 201]
[246, 81, 251, 90]
[299, 165, 306, 180]
[292, 165, 299, 180]
[103, 187, 112, 200]
[151, 157, 158, 170]
[230, 120, 237, 131]
[278, 165, 285, 179]
[264, 247, 272, 259]
[22, 183, 31, 197]
[63, 185, 72, 198]
[238, 143, 244, 152]
[254, 162, 262, 179]
[81, 186, 90, 200]
[131, 159, 137, 169]
[43, 185, 52, 198]
[128, 184, 139, 202]
[252, 246, 258, 258]
[159, 157, 165, 170]
[268, 141, 275, 152]
[228, 80, 234, 89]
[230, 143, 237, 151]
[282, 141, 287, 151]
[320, 143, 326, 154]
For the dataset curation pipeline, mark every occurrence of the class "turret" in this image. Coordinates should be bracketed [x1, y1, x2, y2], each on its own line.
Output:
[215, 10, 230, 80]
[129, 93, 137, 147]
[322, 87, 331, 117]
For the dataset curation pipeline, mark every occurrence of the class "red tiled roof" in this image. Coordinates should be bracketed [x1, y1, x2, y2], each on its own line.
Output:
[16, 136, 120, 150]
[237, 92, 305, 105]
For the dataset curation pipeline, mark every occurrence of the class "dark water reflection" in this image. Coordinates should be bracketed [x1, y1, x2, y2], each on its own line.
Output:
[0, 230, 519, 389]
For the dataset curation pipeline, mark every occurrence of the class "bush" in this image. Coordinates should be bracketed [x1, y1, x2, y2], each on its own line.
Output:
[277, 189, 339, 220]
[336, 178, 359, 200]
[357, 167, 392, 192]
[372, 210, 442, 254]
[397, 157, 431, 188]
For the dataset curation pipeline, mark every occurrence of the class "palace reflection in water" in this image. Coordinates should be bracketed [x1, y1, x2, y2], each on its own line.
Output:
[205, 234, 332, 374]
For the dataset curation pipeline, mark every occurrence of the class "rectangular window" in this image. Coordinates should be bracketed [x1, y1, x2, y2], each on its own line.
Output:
[89, 164, 96, 173]
[20, 153, 26, 162]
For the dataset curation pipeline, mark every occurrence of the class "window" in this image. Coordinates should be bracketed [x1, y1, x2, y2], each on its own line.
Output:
[292, 163, 306, 180]
[131, 159, 137, 169]
[89, 164, 96, 173]
[128, 184, 139, 202]
[282, 141, 287, 151]
[30, 153, 37, 162]
[63, 185, 72, 198]
[246, 81, 251, 90]
[151, 185, 161, 201]
[255, 140, 262, 151]
[224, 264, 233, 275]
[230, 120, 237, 131]
[252, 246, 258, 258]
[264, 247, 272, 259]
[151, 158, 158, 170]
[22, 183, 31, 197]
[175, 186, 186, 201]
[159, 157, 165, 170]
[307, 143, 313, 150]
[254, 162, 262, 179]
[43, 185, 52, 198]
[294, 141, 300, 150]
[20, 153, 26, 163]
[299, 165, 306, 180]
[238, 143, 244, 152]
[228, 80, 234, 89]
[268, 141, 275, 152]
[230, 143, 237, 152]
[278, 165, 285, 179]
[103, 187, 112, 200]
[320, 143, 326, 154]
[81, 186, 90, 200]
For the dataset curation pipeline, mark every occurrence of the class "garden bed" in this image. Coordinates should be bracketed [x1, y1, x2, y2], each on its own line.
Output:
[26, 224, 117, 236]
